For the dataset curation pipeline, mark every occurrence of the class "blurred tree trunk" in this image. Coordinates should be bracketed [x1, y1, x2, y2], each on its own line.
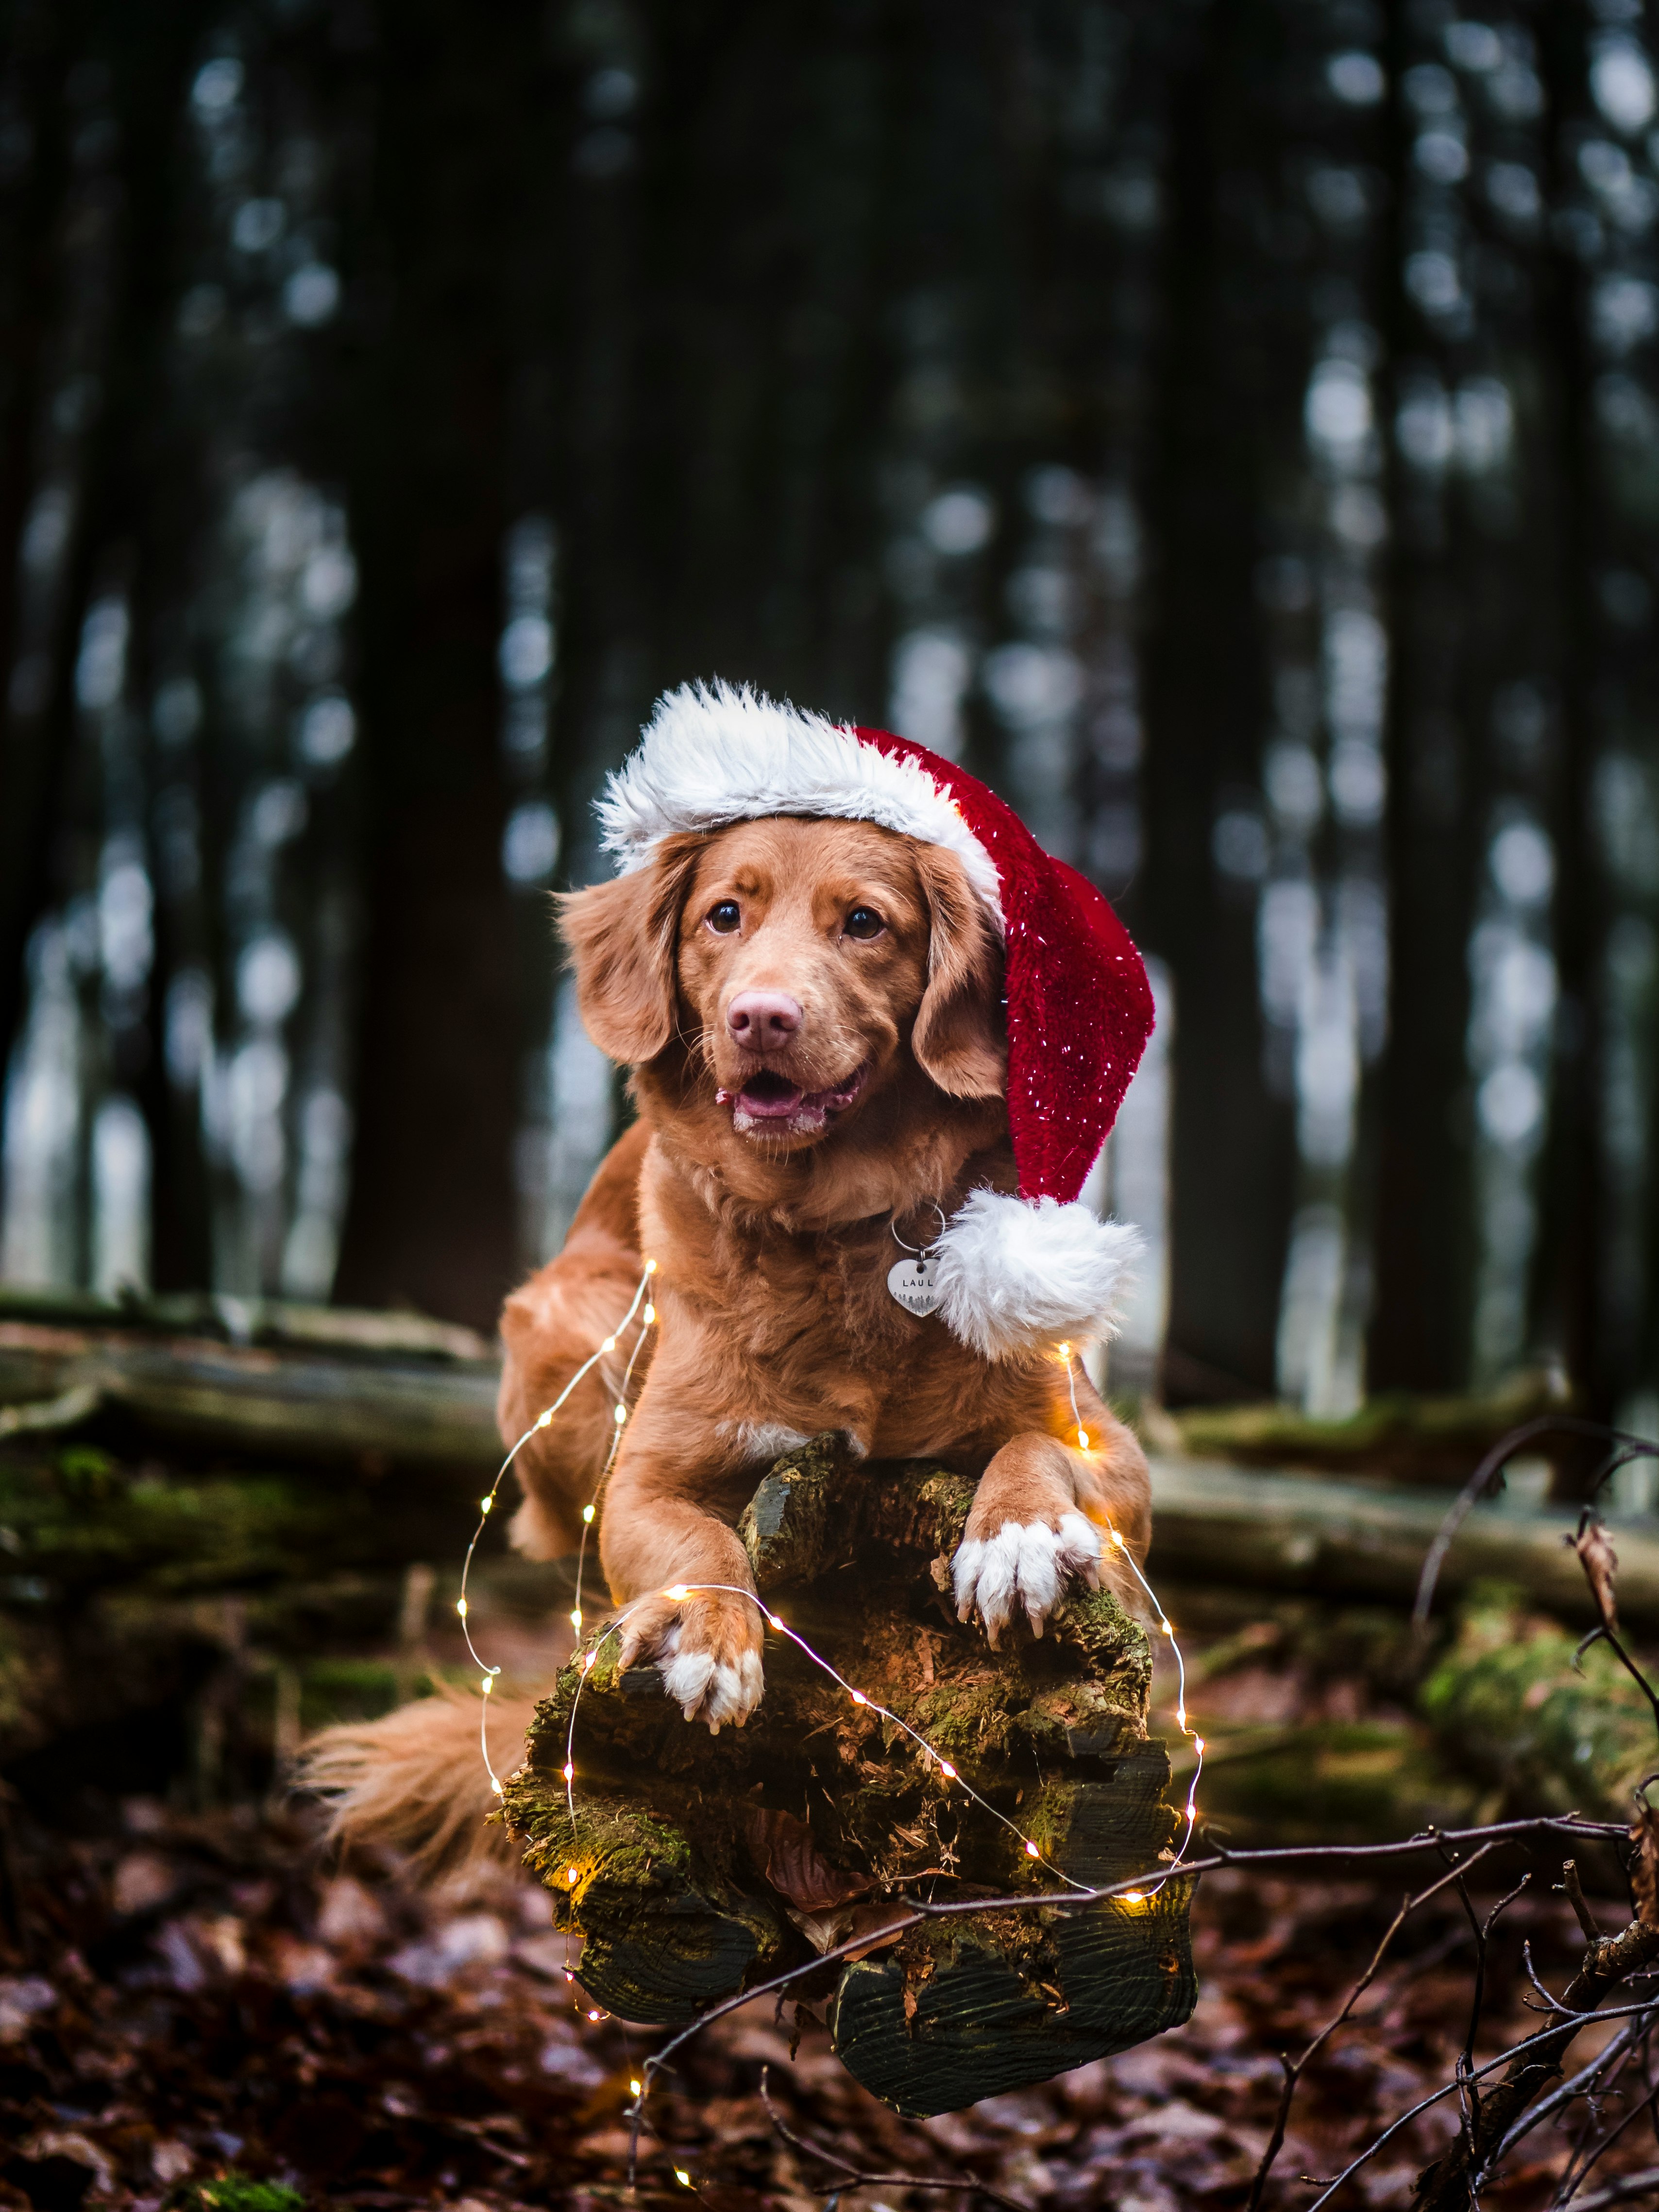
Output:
[332, 2, 524, 1331]
[1136, 0, 1295, 1401]
[1368, 0, 1477, 1394]
[0, 5, 70, 1094]
[1529, 8, 1611, 1442]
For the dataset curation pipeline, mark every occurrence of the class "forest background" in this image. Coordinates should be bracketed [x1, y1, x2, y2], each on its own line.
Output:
[10, 6, 1659, 2208]
[7, 0, 1659, 1443]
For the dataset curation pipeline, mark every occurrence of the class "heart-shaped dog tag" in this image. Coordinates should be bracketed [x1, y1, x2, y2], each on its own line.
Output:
[887, 1255, 942, 1318]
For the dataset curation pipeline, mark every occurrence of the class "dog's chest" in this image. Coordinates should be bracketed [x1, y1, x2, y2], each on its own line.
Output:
[701, 1223, 990, 1447]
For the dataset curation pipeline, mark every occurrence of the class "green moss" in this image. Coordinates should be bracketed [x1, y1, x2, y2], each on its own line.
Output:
[175, 2175, 306, 2212]
[1421, 1588, 1659, 1819]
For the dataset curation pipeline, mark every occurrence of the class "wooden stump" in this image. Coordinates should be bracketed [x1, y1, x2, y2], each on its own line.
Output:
[502, 1437, 1197, 2117]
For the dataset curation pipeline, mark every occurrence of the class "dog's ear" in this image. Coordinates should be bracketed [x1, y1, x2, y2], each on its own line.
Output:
[556, 834, 705, 1065]
[911, 845, 1007, 1099]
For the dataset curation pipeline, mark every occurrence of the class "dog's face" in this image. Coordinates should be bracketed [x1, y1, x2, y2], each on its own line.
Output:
[561, 815, 1005, 1153]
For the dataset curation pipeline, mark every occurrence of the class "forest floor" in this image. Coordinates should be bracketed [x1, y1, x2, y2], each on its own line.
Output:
[4, 1789, 1659, 2212]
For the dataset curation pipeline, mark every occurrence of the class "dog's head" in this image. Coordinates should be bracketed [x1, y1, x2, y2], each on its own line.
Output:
[559, 816, 1005, 1152]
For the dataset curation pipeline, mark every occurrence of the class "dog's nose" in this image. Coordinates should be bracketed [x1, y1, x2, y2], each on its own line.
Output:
[726, 992, 802, 1052]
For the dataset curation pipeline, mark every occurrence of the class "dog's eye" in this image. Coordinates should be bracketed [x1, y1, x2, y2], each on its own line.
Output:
[706, 901, 742, 935]
[844, 906, 885, 941]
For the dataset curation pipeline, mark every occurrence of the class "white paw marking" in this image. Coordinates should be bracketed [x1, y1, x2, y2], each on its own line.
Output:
[657, 1623, 764, 1731]
[951, 1512, 1101, 1639]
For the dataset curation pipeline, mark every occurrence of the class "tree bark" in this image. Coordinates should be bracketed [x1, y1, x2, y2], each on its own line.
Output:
[504, 1437, 1195, 2117]
[331, 1, 528, 1328]
[1134, 0, 1297, 1400]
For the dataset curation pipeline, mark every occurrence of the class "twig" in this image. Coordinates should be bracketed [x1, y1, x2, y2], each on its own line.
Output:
[1568, 2164, 1659, 2211]
[1561, 1859, 1604, 1943]
[1412, 1416, 1659, 1629]
[1556, 2032, 1659, 2205]
[1311, 2006, 1659, 2211]
[1245, 1845, 1502, 2212]
[758, 2065, 1029, 2212]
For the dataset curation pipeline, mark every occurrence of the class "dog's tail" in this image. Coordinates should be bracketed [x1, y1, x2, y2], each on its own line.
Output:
[297, 1685, 541, 1883]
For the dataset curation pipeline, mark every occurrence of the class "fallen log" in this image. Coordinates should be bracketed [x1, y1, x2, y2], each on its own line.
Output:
[1162, 1369, 1566, 1485]
[0, 1299, 500, 1472]
[502, 1436, 1196, 2118]
[1146, 1457, 1659, 1624]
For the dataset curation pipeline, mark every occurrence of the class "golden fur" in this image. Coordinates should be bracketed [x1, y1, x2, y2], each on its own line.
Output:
[307, 816, 1149, 1864]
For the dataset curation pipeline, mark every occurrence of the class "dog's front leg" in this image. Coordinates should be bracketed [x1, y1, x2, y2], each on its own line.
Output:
[598, 1391, 765, 1734]
[952, 1413, 1151, 1645]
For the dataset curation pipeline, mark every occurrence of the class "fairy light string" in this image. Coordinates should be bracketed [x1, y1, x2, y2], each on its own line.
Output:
[1058, 1340, 1204, 1876]
[457, 1257, 656, 1795]
[459, 1276, 1205, 2085]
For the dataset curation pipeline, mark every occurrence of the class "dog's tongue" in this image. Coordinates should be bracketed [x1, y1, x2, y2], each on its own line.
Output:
[734, 1071, 804, 1119]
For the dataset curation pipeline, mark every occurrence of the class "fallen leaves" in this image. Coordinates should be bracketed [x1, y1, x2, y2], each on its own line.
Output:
[1, 1797, 1658, 2211]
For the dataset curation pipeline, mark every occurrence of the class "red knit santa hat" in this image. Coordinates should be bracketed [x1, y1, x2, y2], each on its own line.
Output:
[596, 681, 1153, 1360]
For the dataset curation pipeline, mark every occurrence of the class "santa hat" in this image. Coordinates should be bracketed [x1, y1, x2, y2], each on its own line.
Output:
[596, 681, 1153, 1361]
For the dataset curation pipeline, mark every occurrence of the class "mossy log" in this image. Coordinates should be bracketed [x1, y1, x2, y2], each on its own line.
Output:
[0, 1292, 500, 1472]
[1148, 1457, 1659, 1624]
[1166, 1368, 1564, 1484]
[501, 1438, 1196, 2118]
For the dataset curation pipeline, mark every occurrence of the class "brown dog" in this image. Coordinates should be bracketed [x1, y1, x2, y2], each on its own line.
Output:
[307, 697, 1152, 1863]
[495, 811, 1151, 1733]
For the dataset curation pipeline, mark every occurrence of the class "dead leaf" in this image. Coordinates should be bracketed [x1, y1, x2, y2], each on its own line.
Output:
[1632, 1788, 1659, 1926]
[1569, 1516, 1620, 1633]
[743, 1806, 874, 1912]
[786, 1901, 911, 1958]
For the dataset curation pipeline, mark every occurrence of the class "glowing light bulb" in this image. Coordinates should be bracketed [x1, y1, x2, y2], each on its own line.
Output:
[629, 2078, 642, 2096]
[767, 1614, 785, 1631]
[1121, 1889, 1146, 1904]
[646, 1258, 658, 1275]
[1025, 1840, 1041, 1858]
[481, 1675, 493, 1696]
[456, 1597, 468, 1619]
[570, 1608, 583, 1630]
[1058, 1341, 1071, 1361]
[587, 2008, 603, 2023]
[480, 1495, 493, 1514]
[1193, 1736, 1206, 1754]
[643, 1303, 656, 1325]
[1111, 1529, 1127, 1548]
[614, 1404, 627, 1424]
[674, 2169, 692, 2188]
[602, 1336, 617, 1352]
[1077, 1429, 1089, 1451]
[567, 1863, 578, 1882]
[849, 1689, 867, 1706]
[582, 1651, 595, 1671]
[939, 1761, 957, 1781]
[562, 1763, 574, 1782]
[1160, 1619, 1173, 1636]
[665, 1584, 689, 1600]
[536, 1409, 553, 1430]
[491, 1778, 505, 1797]
[1177, 1705, 1187, 1731]
[582, 1503, 595, 1523]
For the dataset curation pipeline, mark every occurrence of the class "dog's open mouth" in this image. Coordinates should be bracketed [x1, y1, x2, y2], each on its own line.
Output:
[716, 1063, 868, 1134]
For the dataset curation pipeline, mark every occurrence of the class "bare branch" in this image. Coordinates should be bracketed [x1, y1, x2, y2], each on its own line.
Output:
[1562, 1859, 1604, 1943]
[1569, 2162, 1659, 2211]
[1245, 1846, 1503, 2212]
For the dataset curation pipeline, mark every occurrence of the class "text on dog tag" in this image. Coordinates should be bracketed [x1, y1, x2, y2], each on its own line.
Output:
[887, 1255, 942, 1317]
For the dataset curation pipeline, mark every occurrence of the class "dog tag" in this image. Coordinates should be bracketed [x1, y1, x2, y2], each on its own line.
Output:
[887, 1255, 942, 1318]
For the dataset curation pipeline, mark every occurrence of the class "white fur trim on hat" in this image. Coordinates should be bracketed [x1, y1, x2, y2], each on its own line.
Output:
[597, 680, 1004, 925]
[932, 1189, 1143, 1361]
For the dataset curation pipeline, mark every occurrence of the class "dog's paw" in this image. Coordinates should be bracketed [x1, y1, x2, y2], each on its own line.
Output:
[951, 1511, 1101, 1644]
[619, 1589, 764, 1733]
